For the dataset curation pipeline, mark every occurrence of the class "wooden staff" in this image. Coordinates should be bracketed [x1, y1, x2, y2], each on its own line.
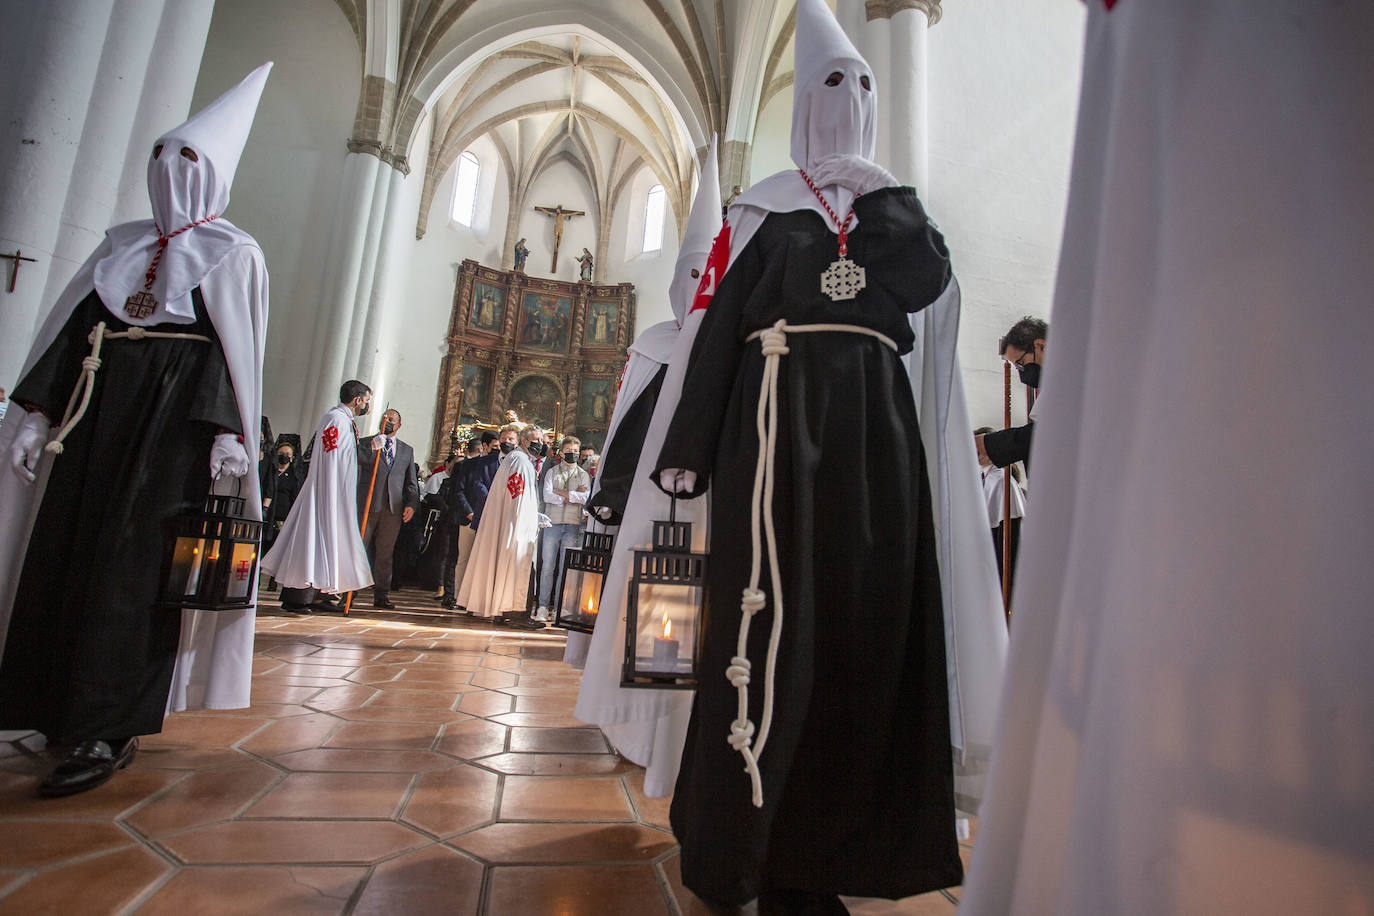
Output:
[454, 386, 465, 431]
[1002, 361, 1013, 624]
[554, 400, 562, 435]
[344, 411, 392, 615]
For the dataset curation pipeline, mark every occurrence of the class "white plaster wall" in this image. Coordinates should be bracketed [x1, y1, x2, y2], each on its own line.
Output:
[610, 164, 681, 337]
[382, 119, 515, 460]
[750, 86, 794, 183]
[515, 161, 600, 285]
[926, 1, 1086, 430]
[190, 0, 360, 439]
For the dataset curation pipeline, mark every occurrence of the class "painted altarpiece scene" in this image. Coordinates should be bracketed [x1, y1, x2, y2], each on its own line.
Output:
[430, 260, 635, 455]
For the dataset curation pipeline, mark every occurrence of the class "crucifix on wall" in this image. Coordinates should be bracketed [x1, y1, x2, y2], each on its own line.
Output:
[0, 250, 37, 293]
[534, 204, 585, 273]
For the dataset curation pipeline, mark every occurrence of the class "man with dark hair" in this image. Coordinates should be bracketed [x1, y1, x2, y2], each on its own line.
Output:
[976, 316, 1047, 470]
[261, 379, 375, 611]
[356, 407, 419, 609]
[440, 429, 501, 608]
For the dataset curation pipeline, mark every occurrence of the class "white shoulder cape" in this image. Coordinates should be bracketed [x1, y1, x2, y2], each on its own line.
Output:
[0, 228, 269, 712]
[259, 404, 372, 594]
[564, 318, 678, 668]
[457, 450, 540, 616]
[573, 307, 708, 797]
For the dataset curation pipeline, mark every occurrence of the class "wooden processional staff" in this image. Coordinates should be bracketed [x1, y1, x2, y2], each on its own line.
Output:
[344, 410, 394, 616]
[1002, 361, 1013, 624]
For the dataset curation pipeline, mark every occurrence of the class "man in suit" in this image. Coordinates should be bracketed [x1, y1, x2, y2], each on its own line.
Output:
[442, 429, 502, 609]
[357, 408, 419, 609]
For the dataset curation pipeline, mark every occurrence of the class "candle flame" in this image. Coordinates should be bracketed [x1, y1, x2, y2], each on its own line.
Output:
[586, 595, 596, 614]
[662, 615, 672, 638]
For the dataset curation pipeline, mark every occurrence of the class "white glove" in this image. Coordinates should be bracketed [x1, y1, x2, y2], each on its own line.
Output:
[658, 469, 698, 494]
[594, 506, 614, 521]
[807, 153, 898, 197]
[210, 434, 251, 478]
[9, 412, 51, 484]
[536, 512, 552, 529]
[372, 434, 386, 450]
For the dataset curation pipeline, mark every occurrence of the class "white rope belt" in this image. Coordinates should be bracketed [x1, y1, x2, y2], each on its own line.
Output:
[730, 320, 899, 807]
[44, 320, 213, 456]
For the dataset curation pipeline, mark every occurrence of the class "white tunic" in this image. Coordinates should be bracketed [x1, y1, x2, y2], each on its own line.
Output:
[456, 449, 540, 617]
[962, 4, 1374, 914]
[259, 404, 372, 594]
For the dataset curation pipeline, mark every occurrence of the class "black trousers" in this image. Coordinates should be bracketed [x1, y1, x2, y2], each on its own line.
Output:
[436, 525, 459, 596]
[361, 506, 403, 597]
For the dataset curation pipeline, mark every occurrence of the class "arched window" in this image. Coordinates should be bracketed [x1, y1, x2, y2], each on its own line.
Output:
[642, 184, 666, 253]
[451, 151, 481, 227]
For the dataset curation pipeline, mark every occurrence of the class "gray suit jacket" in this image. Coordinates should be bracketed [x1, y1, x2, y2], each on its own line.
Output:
[357, 435, 420, 516]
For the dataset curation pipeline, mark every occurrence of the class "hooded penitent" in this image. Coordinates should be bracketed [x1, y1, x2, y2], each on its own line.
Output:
[647, 0, 981, 903]
[570, 141, 723, 799]
[0, 63, 272, 724]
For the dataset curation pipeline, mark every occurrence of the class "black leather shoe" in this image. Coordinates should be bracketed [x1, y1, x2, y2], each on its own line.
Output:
[503, 615, 543, 630]
[373, 597, 396, 609]
[440, 598, 457, 610]
[38, 738, 138, 797]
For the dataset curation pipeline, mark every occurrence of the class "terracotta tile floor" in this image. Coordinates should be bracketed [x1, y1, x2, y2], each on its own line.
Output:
[0, 589, 971, 914]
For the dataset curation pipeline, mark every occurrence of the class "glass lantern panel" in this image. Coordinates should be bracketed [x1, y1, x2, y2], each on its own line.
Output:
[167, 536, 211, 597]
[631, 582, 701, 678]
[225, 541, 258, 599]
[558, 565, 603, 630]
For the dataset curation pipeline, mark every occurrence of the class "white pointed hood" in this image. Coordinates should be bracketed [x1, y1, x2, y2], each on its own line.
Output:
[668, 135, 723, 324]
[791, 0, 877, 170]
[725, 0, 878, 269]
[93, 62, 272, 324]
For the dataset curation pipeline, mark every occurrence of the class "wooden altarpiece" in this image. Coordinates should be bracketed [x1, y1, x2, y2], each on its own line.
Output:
[429, 259, 636, 459]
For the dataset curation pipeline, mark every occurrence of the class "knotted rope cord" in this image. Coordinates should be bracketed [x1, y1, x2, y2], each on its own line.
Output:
[730, 320, 899, 807]
[43, 322, 212, 456]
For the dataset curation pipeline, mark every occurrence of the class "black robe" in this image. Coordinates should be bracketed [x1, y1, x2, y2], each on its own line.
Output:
[654, 187, 963, 904]
[0, 289, 240, 743]
[586, 362, 668, 525]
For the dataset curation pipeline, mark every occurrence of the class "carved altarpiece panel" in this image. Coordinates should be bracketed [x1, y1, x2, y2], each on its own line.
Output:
[430, 259, 635, 458]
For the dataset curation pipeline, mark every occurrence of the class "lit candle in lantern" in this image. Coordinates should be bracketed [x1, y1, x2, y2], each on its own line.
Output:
[586, 595, 597, 616]
[652, 614, 679, 671]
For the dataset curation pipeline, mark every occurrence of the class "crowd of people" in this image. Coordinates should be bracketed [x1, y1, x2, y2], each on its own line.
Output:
[252, 385, 601, 625]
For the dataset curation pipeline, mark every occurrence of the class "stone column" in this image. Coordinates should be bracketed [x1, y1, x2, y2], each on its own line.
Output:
[0, 0, 118, 381]
[111, 0, 217, 225]
[40, 0, 171, 314]
[860, 0, 941, 190]
[299, 151, 383, 426]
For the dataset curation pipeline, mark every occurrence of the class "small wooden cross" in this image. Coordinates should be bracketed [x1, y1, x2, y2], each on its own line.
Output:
[533, 204, 585, 273]
[0, 250, 37, 293]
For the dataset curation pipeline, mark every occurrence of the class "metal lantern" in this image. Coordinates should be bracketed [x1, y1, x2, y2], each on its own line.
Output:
[159, 484, 263, 611]
[621, 498, 707, 689]
[552, 530, 614, 633]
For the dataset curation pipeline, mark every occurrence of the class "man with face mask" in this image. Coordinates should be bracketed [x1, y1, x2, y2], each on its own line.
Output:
[651, 0, 967, 907]
[0, 65, 272, 796]
[260, 379, 375, 611]
[456, 424, 542, 622]
[536, 435, 591, 619]
[975, 316, 1047, 471]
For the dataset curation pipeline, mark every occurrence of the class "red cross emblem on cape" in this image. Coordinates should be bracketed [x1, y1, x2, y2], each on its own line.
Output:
[322, 425, 340, 452]
[1103, 0, 1118, 8]
[507, 472, 525, 499]
[235, 559, 252, 581]
[690, 222, 730, 313]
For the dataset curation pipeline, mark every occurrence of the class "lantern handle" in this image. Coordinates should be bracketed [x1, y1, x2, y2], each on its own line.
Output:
[209, 470, 243, 499]
[668, 491, 677, 526]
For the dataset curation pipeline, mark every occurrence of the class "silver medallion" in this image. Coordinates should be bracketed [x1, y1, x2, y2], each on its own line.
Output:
[820, 257, 866, 302]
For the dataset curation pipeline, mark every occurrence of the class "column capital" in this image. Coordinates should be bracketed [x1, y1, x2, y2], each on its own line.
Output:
[865, 0, 942, 26]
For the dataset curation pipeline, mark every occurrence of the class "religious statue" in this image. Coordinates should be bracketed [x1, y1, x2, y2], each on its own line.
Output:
[534, 203, 585, 272]
[513, 237, 529, 273]
[576, 248, 594, 283]
[723, 184, 743, 218]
